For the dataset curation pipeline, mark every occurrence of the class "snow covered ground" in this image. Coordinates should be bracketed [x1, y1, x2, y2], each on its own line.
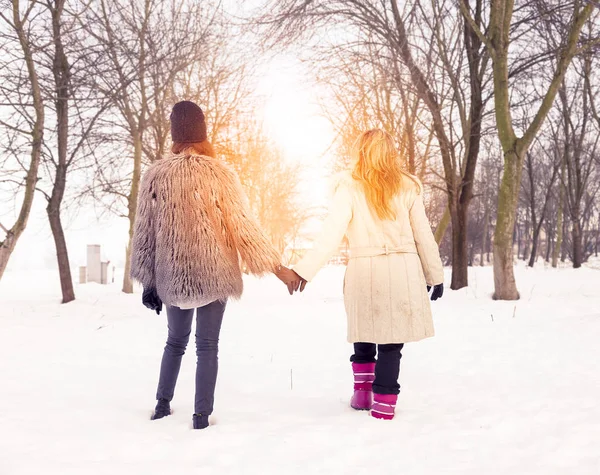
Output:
[1, 263, 599, 475]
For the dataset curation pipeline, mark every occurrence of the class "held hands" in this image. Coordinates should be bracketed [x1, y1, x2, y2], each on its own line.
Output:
[276, 266, 307, 295]
[427, 283, 444, 301]
[142, 286, 163, 315]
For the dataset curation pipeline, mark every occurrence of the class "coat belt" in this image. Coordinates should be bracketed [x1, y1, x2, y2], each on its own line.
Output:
[349, 244, 418, 258]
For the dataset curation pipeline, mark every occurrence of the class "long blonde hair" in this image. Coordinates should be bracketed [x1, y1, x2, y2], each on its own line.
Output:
[351, 129, 411, 221]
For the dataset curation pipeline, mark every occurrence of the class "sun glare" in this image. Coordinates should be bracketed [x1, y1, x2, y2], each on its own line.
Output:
[257, 57, 336, 207]
[259, 58, 334, 162]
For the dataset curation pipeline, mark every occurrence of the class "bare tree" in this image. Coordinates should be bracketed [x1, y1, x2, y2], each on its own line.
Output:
[461, 0, 596, 299]
[560, 95, 600, 267]
[0, 1, 45, 280]
[35, 0, 116, 302]
[475, 144, 502, 267]
[43, 0, 76, 302]
[521, 145, 560, 267]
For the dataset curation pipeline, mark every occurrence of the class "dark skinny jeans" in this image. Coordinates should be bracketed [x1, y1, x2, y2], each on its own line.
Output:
[351, 342, 405, 395]
[156, 300, 226, 415]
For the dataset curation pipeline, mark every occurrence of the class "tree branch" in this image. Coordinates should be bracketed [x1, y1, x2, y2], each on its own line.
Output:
[458, 0, 496, 60]
[574, 36, 600, 55]
[0, 118, 30, 135]
[520, 3, 595, 150]
[35, 186, 51, 201]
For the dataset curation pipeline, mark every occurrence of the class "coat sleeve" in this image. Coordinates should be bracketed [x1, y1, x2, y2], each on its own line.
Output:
[130, 167, 158, 288]
[293, 179, 353, 282]
[409, 190, 444, 286]
[214, 163, 281, 275]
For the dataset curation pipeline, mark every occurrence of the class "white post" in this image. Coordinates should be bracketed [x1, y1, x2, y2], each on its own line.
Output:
[79, 266, 87, 284]
[101, 262, 109, 285]
[87, 245, 102, 283]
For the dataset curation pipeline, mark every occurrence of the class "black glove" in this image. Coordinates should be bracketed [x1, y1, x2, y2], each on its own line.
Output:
[427, 283, 444, 301]
[142, 286, 163, 315]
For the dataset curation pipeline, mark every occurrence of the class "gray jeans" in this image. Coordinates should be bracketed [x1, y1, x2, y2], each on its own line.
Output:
[156, 299, 226, 415]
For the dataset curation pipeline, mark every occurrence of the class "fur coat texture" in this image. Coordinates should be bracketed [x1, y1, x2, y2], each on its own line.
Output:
[294, 172, 444, 344]
[130, 151, 281, 309]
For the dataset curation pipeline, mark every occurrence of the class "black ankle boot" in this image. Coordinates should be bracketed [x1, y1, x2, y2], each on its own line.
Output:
[151, 399, 171, 420]
[193, 413, 209, 430]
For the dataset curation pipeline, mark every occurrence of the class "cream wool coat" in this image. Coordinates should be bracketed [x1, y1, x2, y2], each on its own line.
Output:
[294, 172, 444, 344]
[130, 152, 281, 309]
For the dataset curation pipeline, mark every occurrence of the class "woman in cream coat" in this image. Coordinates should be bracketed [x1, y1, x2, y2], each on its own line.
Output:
[293, 129, 444, 420]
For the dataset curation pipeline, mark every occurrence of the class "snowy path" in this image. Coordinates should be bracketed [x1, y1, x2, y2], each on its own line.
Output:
[1, 265, 599, 474]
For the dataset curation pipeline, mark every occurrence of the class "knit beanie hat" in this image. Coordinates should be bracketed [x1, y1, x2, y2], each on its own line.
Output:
[170, 101, 207, 143]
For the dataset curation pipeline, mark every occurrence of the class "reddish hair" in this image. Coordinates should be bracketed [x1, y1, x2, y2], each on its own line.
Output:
[171, 140, 215, 158]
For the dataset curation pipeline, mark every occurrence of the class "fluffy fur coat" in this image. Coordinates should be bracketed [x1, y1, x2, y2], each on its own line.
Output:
[294, 172, 444, 344]
[130, 151, 281, 309]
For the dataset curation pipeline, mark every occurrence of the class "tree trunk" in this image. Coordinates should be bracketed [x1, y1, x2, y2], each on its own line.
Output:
[528, 224, 541, 268]
[0, 233, 18, 280]
[594, 220, 600, 257]
[450, 202, 469, 290]
[480, 204, 489, 266]
[552, 180, 563, 268]
[434, 205, 451, 245]
[401, 94, 417, 175]
[48, 0, 75, 303]
[122, 134, 143, 294]
[493, 152, 522, 300]
[469, 241, 475, 266]
[523, 213, 532, 262]
[46, 139, 74, 303]
[572, 220, 583, 268]
[561, 221, 568, 262]
[48, 207, 75, 302]
[516, 223, 522, 261]
[487, 230, 491, 263]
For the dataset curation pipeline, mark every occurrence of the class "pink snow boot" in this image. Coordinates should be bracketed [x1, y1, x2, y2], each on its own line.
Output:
[371, 393, 397, 420]
[350, 362, 376, 410]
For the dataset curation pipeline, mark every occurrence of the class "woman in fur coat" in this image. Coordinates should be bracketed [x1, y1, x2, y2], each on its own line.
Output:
[130, 101, 300, 429]
[292, 128, 444, 421]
